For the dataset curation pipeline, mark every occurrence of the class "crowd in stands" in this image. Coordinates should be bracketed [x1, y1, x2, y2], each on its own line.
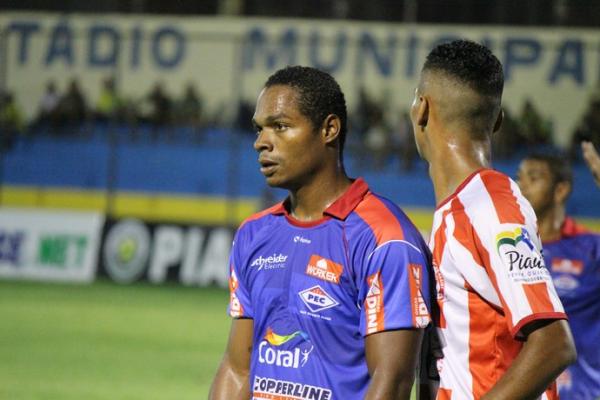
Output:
[1, 77, 600, 171]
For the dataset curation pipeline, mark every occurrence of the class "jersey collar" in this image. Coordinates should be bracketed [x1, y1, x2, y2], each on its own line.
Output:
[561, 216, 589, 238]
[269, 178, 370, 222]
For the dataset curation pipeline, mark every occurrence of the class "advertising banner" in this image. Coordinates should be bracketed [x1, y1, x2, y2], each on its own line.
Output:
[1, 13, 599, 146]
[0, 207, 104, 282]
[100, 218, 232, 288]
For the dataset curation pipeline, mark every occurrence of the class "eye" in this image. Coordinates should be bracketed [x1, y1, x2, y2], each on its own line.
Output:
[274, 123, 287, 131]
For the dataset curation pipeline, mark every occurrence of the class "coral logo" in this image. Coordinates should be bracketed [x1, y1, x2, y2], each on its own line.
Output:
[264, 328, 308, 346]
[259, 328, 313, 369]
[299, 285, 339, 313]
[305, 254, 343, 284]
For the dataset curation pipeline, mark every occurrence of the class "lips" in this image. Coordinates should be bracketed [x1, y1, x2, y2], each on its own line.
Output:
[258, 157, 278, 176]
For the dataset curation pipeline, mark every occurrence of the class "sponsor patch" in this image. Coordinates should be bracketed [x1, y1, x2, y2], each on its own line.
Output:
[299, 285, 339, 313]
[551, 258, 583, 275]
[365, 272, 384, 334]
[253, 376, 332, 400]
[496, 227, 550, 283]
[250, 253, 288, 271]
[228, 266, 244, 317]
[293, 235, 311, 244]
[408, 264, 430, 328]
[305, 255, 343, 284]
[258, 328, 313, 369]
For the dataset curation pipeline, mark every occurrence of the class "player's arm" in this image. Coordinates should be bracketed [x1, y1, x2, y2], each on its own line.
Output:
[582, 141, 600, 187]
[365, 329, 424, 400]
[482, 319, 576, 399]
[208, 318, 254, 400]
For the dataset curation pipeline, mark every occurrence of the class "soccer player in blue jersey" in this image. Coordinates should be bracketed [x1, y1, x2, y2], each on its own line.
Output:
[209, 66, 433, 400]
[518, 152, 600, 400]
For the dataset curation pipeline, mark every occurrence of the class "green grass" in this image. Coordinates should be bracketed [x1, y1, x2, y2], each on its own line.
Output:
[0, 279, 418, 399]
[0, 279, 230, 399]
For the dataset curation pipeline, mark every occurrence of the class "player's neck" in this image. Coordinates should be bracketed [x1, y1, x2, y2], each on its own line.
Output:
[429, 137, 490, 205]
[288, 166, 351, 222]
[537, 206, 565, 242]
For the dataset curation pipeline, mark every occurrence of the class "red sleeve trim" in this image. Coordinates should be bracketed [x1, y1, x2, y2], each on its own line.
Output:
[510, 312, 568, 338]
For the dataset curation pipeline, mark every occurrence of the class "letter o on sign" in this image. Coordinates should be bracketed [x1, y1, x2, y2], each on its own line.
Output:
[103, 219, 150, 283]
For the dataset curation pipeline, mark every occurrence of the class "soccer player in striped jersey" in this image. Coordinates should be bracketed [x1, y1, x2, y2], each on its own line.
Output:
[410, 39, 576, 399]
[518, 152, 600, 400]
[210, 66, 433, 400]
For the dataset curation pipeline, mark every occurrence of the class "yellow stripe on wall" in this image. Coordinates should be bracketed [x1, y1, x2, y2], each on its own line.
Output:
[1, 185, 599, 231]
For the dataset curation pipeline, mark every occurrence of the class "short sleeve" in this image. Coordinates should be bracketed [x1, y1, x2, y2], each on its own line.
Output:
[358, 241, 432, 336]
[481, 221, 566, 337]
[227, 230, 254, 318]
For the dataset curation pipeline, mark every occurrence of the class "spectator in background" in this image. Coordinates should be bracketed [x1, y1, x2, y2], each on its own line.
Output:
[520, 98, 553, 148]
[96, 76, 122, 122]
[569, 94, 600, 161]
[58, 78, 88, 131]
[147, 82, 171, 127]
[390, 109, 417, 172]
[35, 80, 61, 131]
[0, 91, 25, 150]
[175, 83, 203, 127]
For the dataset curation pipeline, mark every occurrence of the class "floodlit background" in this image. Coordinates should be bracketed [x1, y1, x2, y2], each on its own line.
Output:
[0, 0, 599, 398]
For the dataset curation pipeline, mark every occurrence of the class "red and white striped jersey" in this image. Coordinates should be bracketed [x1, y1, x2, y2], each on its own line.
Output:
[430, 169, 566, 400]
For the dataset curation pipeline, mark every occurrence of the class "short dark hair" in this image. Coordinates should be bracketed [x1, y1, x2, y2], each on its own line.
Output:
[264, 66, 348, 156]
[423, 39, 504, 98]
[525, 153, 573, 188]
[423, 40, 504, 137]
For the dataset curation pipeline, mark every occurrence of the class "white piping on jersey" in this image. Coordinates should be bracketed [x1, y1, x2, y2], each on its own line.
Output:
[367, 239, 422, 261]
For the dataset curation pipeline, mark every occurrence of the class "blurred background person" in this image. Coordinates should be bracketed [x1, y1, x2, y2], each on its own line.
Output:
[518, 152, 600, 400]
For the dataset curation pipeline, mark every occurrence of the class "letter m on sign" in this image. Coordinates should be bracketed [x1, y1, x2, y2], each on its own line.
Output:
[242, 28, 298, 70]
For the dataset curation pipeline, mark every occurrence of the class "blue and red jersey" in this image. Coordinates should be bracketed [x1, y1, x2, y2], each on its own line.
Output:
[227, 178, 432, 400]
[543, 217, 600, 400]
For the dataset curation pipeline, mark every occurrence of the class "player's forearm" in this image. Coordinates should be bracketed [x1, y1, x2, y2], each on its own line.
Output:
[364, 368, 414, 400]
[208, 357, 251, 400]
[481, 320, 576, 400]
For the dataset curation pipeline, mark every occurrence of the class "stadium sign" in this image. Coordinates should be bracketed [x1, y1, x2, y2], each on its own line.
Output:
[100, 219, 232, 287]
[1, 13, 599, 146]
[0, 208, 104, 282]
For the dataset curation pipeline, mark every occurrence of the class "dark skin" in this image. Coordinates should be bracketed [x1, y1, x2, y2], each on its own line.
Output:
[410, 70, 576, 399]
[209, 84, 424, 399]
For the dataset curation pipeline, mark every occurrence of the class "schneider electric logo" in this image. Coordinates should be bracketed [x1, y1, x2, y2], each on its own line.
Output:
[250, 253, 288, 271]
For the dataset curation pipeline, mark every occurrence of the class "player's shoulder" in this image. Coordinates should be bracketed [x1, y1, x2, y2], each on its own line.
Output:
[350, 191, 423, 247]
[237, 203, 282, 234]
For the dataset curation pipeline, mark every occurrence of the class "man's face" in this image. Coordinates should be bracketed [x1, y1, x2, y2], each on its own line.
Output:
[517, 159, 554, 215]
[253, 85, 325, 189]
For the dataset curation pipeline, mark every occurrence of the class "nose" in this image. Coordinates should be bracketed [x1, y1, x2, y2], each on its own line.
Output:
[254, 129, 273, 152]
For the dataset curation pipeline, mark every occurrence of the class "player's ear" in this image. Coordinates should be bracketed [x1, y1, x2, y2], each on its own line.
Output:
[493, 109, 504, 133]
[322, 114, 341, 145]
[416, 95, 429, 128]
[554, 181, 571, 205]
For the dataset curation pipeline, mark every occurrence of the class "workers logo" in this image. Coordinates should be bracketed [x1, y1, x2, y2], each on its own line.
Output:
[250, 253, 288, 271]
[551, 258, 583, 275]
[305, 254, 343, 284]
[496, 227, 550, 283]
[299, 285, 339, 313]
[258, 328, 313, 369]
